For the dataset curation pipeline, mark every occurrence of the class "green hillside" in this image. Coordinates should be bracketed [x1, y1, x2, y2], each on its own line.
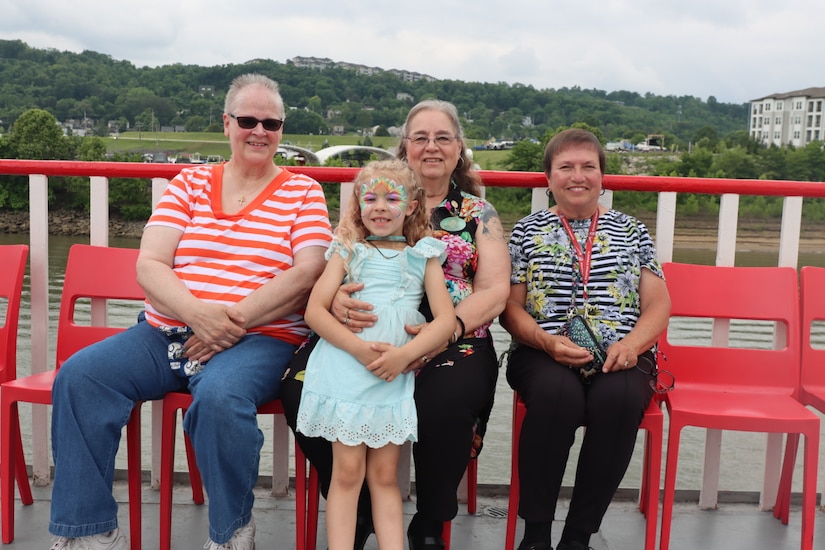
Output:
[0, 39, 748, 150]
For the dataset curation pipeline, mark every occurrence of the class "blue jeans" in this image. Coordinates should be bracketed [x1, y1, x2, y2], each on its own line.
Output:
[49, 316, 296, 543]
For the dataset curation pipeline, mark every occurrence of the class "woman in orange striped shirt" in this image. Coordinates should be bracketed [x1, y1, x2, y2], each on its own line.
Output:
[49, 74, 332, 550]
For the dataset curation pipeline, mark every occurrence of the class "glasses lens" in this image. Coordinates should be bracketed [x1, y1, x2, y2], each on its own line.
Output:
[650, 370, 675, 394]
[233, 115, 283, 132]
[261, 118, 283, 131]
[407, 135, 456, 147]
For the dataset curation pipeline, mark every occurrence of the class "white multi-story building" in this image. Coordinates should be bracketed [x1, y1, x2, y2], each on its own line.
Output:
[749, 87, 825, 147]
[288, 56, 435, 82]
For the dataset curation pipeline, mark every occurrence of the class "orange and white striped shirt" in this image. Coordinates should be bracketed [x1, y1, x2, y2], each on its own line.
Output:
[144, 164, 332, 345]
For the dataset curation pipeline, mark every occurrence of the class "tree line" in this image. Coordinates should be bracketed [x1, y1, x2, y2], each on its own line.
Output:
[2, 39, 825, 225]
[0, 39, 746, 148]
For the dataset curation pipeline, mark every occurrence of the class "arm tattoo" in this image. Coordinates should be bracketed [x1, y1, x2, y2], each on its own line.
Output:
[479, 202, 507, 241]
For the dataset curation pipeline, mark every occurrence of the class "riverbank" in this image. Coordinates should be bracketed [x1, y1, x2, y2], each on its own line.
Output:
[0, 208, 146, 239]
[3, 208, 825, 253]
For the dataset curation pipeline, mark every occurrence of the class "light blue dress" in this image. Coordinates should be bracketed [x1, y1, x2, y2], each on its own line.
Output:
[296, 236, 446, 447]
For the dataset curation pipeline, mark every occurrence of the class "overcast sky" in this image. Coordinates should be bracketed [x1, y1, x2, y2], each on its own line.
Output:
[2, 0, 822, 105]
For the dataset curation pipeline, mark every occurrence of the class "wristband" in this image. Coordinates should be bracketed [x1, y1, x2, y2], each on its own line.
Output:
[455, 315, 466, 341]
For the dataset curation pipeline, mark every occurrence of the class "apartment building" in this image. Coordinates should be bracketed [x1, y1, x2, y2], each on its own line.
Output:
[288, 56, 435, 82]
[749, 87, 825, 147]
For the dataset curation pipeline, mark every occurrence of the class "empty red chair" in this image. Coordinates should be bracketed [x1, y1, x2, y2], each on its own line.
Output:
[0, 245, 34, 510]
[658, 263, 818, 550]
[0, 244, 146, 548]
[775, 265, 825, 523]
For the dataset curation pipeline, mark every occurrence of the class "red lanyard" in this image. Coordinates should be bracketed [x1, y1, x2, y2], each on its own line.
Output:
[558, 209, 600, 302]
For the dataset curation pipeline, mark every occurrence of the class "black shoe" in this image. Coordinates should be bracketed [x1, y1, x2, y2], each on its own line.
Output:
[556, 542, 591, 550]
[407, 532, 446, 550]
[354, 516, 374, 550]
[516, 542, 553, 550]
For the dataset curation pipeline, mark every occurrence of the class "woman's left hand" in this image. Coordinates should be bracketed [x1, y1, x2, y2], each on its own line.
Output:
[183, 335, 217, 363]
[602, 340, 637, 373]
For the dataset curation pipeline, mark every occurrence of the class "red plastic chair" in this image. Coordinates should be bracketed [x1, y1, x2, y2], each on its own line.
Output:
[504, 392, 663, 550]
[775, 266, 825, 523]
[0, 244, 146, 548]
[295, 445, 478, 550]
[294, 446, 322, 550]
[159, 394, 306, 549]
[658, 263, 819, 550]
[0, 245, 34, 508]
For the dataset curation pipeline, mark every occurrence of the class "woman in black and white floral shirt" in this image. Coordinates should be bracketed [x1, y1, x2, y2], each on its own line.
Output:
[500, 128, 671, 550]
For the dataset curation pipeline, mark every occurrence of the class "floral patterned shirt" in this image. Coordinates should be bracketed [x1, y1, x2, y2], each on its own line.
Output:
[509, 208, 664, 345]
[424, 184, 491, 338]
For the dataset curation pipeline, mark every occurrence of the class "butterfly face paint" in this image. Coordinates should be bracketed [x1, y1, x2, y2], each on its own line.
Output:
[359, 177, 409, 219]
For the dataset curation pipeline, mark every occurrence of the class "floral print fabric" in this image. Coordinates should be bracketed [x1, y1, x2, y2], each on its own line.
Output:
[508, 208, 664, 347]
[428, 184, 491, 338]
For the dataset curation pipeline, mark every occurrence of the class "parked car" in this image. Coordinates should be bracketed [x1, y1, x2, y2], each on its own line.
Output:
[486, 140, 515, 150]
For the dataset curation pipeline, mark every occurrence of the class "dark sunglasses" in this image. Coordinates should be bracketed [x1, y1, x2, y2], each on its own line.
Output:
[229, 114, 284, 132]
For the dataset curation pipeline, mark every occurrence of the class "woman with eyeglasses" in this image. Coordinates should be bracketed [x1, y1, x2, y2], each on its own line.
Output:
[282, 99, 511, 550]
[499, 128, 671, 550]
[48, 73, 332, 550]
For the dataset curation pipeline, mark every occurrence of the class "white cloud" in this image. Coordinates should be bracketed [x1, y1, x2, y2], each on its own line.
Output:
[0, 0, 822, 104]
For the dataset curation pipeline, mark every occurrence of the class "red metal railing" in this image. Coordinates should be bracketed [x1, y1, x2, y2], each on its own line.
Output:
[1, 158, 823, 508]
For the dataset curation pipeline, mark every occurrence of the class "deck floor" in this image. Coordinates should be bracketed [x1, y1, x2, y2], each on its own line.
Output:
[6, 481, 823, 549]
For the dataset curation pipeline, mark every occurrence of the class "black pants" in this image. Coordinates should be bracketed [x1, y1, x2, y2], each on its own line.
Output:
[281, 334, 499, 524]
[505, 345, 654, 535]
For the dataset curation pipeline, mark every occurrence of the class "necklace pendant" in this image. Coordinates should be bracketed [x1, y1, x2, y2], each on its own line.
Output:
[238, 195, 246, 206]
[366, 239, 401, 259]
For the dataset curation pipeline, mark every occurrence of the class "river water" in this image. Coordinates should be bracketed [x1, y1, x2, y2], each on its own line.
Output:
[3, 233, 825, 494]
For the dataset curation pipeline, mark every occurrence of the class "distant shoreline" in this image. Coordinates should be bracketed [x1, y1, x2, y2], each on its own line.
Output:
[0, 208, 146, 239]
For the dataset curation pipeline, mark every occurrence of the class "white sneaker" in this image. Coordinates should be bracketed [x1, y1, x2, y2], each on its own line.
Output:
[49, 528, 128, 550]
[203, 515, 256, 550]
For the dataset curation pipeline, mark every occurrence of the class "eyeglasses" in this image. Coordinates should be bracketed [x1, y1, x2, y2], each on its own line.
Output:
[229, 114, 284, 132]
[405, 135, 458, 148]
[635, 353, 675, 395]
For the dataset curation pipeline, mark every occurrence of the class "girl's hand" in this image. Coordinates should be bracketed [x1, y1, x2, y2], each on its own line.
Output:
[332, 282, 377, 333]
[366, 345, 408, 382]
[353, 340, 384, 368]
[372, 340, 443, 373]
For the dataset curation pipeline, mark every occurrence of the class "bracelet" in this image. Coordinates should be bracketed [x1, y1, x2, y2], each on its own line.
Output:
[452, 315, 466, 343]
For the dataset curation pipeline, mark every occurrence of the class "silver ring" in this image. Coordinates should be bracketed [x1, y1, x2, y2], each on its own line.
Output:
[421, 355, 430, 364]
[344, 316, 349, 326]
[624, 360, 629, 368]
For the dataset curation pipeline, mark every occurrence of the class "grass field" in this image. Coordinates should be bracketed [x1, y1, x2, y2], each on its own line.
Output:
[105, 131, 511, 169]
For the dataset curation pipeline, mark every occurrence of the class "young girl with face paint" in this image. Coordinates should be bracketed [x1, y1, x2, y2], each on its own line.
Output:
[296, 159, 456, 550]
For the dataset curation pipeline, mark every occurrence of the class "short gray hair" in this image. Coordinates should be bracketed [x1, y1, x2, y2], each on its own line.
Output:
[224, 74, 285, 118]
